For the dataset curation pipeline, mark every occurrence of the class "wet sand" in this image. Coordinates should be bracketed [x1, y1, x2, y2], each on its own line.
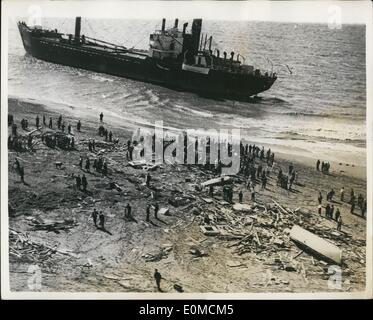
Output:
[7, 97, 367, 293]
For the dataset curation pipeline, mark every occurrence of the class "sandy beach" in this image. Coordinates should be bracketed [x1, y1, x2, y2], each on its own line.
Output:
[7, 96, 367, 293]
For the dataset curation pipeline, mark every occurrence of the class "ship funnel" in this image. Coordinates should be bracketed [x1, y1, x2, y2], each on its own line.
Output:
[74, 17, 81, 44]
[161, 18, 166, 31]
[174, 19, 179, 28]
[191, 19, 202, 53]
[182, 22, 188, 35]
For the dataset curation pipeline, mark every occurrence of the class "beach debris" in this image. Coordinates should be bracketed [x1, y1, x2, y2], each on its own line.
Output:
[200, 225, 220, 236]
[27, 216, 78, 234]
[158, 207, 170, 216]
[226, 260, 245, 268]
[232, 203, 252, 212]
[9, 228, 57, 262]
[168, 195, 194, 207]
[290, 225, 342, 265]
[142, 246, 171, 262]
[108, 181, 122, 191]
[198, 176, 233, 190]
[173, 284, 184, 292]
[189, 246, 208, 257]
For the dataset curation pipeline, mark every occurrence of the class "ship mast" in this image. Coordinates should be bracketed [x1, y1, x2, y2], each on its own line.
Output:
[74, 17, 81, 44]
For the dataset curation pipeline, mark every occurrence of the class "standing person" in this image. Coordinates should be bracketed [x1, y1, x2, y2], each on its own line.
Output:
[79, 157, 83, 169]
[99, 211, 105, 229]
[43, 115, 46, 126]
[330, 205, 335, 220]
[36, 115, 40, 128]
[146, 204, 151, 222]
[362, 200, 367, 218]
[325, 203, 331, 218]
[209, 185, 214, 197]
[251, 189, 255, 202]
[125, 203, 132, 219]
[154, 203, 159, 219]
[316, 159, 320, 171]
[318, 204, 322, 215]
[68, 123, 71, 134]
[337, 215, 343, 231]
[77, 120, 81, 132]
[238, 190, 243, 203]
[146, 172, 151, 187]
[108, 131, 113, 142]
[350, 200, 355, 214]
[350, 188, 355, 204]
[92, 209, 98, 227]
[19, 166, 25, 183]
[76, 174, 82, 190]
[49, 117, 53, 129]
[154, 269, 162, 292]
[318, 191, 323, 205]
[85, 158, 90, 172]
[340, 187, 345, 202]
[58, 115, 62, 129]
[335, 208, 341, 222]
[82, 174, 88, 192]
[100, 112, 104, 122]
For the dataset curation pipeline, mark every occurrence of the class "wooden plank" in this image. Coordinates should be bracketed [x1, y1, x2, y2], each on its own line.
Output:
[200, 176, 233, 188]
[290, 225, 342, 264]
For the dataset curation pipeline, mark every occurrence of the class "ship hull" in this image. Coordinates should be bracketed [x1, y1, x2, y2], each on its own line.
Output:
[18, 23, 276, 101]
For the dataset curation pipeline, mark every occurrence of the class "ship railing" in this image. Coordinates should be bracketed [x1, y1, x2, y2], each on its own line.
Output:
[84, 35, 128, 51]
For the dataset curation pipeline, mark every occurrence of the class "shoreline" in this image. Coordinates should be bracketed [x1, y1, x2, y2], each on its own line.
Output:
[7, 95, 367, 181]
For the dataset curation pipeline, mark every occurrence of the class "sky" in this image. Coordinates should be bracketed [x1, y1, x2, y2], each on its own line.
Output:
[2, 1, 372, 24]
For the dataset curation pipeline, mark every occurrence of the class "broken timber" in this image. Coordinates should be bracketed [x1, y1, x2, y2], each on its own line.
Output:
[200, 176, 233, 189]
[290, 225, 342, 265]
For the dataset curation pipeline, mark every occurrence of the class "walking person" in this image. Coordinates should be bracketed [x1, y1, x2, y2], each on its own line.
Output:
[19, 166, 25, 183]
[82, 174, 88, 192]
[99, 211, 105, 229]
[92, 209, 98, 227]
[154, 203, 159, 219]
[146, 204, 151, 222]
[154, 269, 162, 292]
[85, 158, 90, 172]
[337, 215, 343, 231]
[318, 191, 323, 205]
[340, 187, 345, 202]
[76, 174, 81, 190]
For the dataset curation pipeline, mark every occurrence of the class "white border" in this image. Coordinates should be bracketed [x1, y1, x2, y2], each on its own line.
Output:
[1, 0, 372, 300]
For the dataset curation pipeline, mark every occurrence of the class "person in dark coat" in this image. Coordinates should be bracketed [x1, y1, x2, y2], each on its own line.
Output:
[77, 120, 81, 132]
[100, 112, 104, 122]
[154, 203, 159, 219]
[82, 174, 88, 192]
[99, 211, 105, 229]
[154, 269, 162, 292]
[76, 174, 81, 190]
[85, 158, 90, 172]
[146, 204, 151, 222]
[92, 209, 98, 227]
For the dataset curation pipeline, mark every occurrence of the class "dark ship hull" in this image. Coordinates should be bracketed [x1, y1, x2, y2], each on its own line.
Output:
[18, 20, 276, 101]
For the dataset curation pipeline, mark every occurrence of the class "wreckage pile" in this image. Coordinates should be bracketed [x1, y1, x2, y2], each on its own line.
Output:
[26, 216, 78, 234]
[9, 228, 57, 263]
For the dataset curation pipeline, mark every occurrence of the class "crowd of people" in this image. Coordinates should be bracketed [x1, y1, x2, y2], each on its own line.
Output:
[316, 159, 331, 173]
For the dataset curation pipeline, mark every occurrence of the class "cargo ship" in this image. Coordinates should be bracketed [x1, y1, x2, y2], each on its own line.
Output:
[18, 17, 277, 101]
